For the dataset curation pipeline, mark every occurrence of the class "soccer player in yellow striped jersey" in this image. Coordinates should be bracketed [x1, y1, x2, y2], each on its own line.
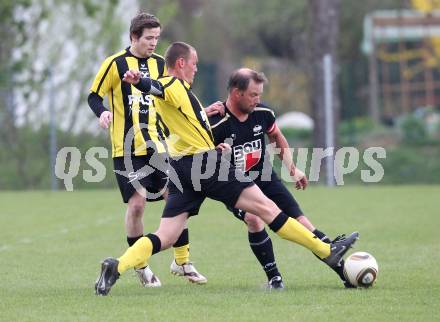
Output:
[149, 75, 216, 157]
[94, 42, 359, 295]
[88, 13, 208, 288]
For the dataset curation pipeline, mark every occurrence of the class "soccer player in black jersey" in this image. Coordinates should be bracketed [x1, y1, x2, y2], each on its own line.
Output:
[209, 68, 354, 288]
[94, 42, 359, 296]
[88, 13, 208, 287]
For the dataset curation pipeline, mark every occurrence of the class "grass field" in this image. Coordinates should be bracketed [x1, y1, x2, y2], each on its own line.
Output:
[1, 186, 439, 322]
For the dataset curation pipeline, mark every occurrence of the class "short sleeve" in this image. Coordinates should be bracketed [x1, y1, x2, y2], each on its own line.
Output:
[264, 109, 276, 134]
[158, 77, 186, 107]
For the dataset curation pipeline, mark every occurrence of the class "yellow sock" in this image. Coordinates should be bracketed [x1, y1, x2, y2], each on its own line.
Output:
[276, 218, 331, 259]
[174, 244, 190, 265]
[117, 237, 153, 274]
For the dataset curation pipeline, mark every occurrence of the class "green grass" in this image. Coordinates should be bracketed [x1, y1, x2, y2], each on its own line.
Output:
[0, 186, 439, 322]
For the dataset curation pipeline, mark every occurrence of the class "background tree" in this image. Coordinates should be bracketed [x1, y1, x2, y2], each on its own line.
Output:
[0, 0, 131, 189]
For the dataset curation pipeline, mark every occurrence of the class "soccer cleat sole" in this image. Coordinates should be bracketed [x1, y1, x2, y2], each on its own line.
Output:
[95, 261, 109, 296]
[95, 259, 119, 296]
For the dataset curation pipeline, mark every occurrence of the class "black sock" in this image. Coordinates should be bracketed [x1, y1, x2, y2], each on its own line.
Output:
[248, 229, 281, 281]
[145, 233, 162, 255]
[313, 229, 347, 282]
[268, 212, 289, 232]
[313, 229, 331, 243]
[127, 235, 143, 247]
[173, 228, 189, 247]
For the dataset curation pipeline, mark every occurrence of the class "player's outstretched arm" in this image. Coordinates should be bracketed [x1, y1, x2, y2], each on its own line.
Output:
[122, 69, 164, 96]
[267, 124, 308, 190]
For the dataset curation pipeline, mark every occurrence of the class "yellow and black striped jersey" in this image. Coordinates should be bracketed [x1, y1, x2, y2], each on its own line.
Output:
[90, 48, 167, 157]
[152, 76, 215, 157]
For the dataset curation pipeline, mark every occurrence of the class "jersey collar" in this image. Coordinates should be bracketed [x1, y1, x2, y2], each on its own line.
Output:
[223, 101, 250, 123]
[125, 47, 152, 60]
[178, 78, 191, 90]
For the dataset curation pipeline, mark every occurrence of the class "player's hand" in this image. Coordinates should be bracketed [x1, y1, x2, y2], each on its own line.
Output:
[123, 70, 141, 85]
[292, 168, 308, 190]
[216, 142, 231, 153]
[205, 101, 225, 117]
[99, 111, 113, 129]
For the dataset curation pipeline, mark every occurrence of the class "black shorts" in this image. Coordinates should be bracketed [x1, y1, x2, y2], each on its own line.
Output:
[113, 153, 169, 203]
[230, 175, 303, 221]
[162, 149, 254, 218]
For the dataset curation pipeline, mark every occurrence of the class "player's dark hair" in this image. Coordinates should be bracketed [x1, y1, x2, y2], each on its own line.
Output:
[227, 69, 267, 92]
[130, 12, 161, 41]
[164, 42, 194, 68]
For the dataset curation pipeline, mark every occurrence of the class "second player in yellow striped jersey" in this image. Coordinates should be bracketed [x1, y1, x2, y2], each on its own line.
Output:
[151, 75, 215, 157]
[89, 35, 167, 157]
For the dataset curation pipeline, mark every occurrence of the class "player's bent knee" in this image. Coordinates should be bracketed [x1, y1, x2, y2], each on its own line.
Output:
[154, 230, 178, 250]
[154, 215, 187, 250]
[244, 201, 279, 224]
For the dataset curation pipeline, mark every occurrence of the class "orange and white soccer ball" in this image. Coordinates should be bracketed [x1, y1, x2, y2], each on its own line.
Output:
[343, 252, 378, 288]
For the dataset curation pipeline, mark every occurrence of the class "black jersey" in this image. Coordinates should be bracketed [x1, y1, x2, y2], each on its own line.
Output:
[209, 102, 277, 184]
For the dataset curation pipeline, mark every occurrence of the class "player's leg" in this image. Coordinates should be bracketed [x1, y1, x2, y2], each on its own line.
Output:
[119, 215, 187, 273]
[125, 190, 163, 287]
[260, 180, 329, 241]
[234, 185, 329, 256]
[113, 156, 162, 287]
[262, 180, 354, 287]
[148, 153, 205, 282]
[125, 190, 145, 242]
[158, 188, 206, 284]
[121, 213, 188, 270]
[95, 212, 188, 296]
[161, 188, 188, 264]
[243, 212, 284, 290]
[296, 214, 352, 286]
[113, 156, 147, 246]
[170, 218, 208, 284]
[204, 152, 358, 276]
[233, 185, 358, 266]
[157, 180, 189, 264]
